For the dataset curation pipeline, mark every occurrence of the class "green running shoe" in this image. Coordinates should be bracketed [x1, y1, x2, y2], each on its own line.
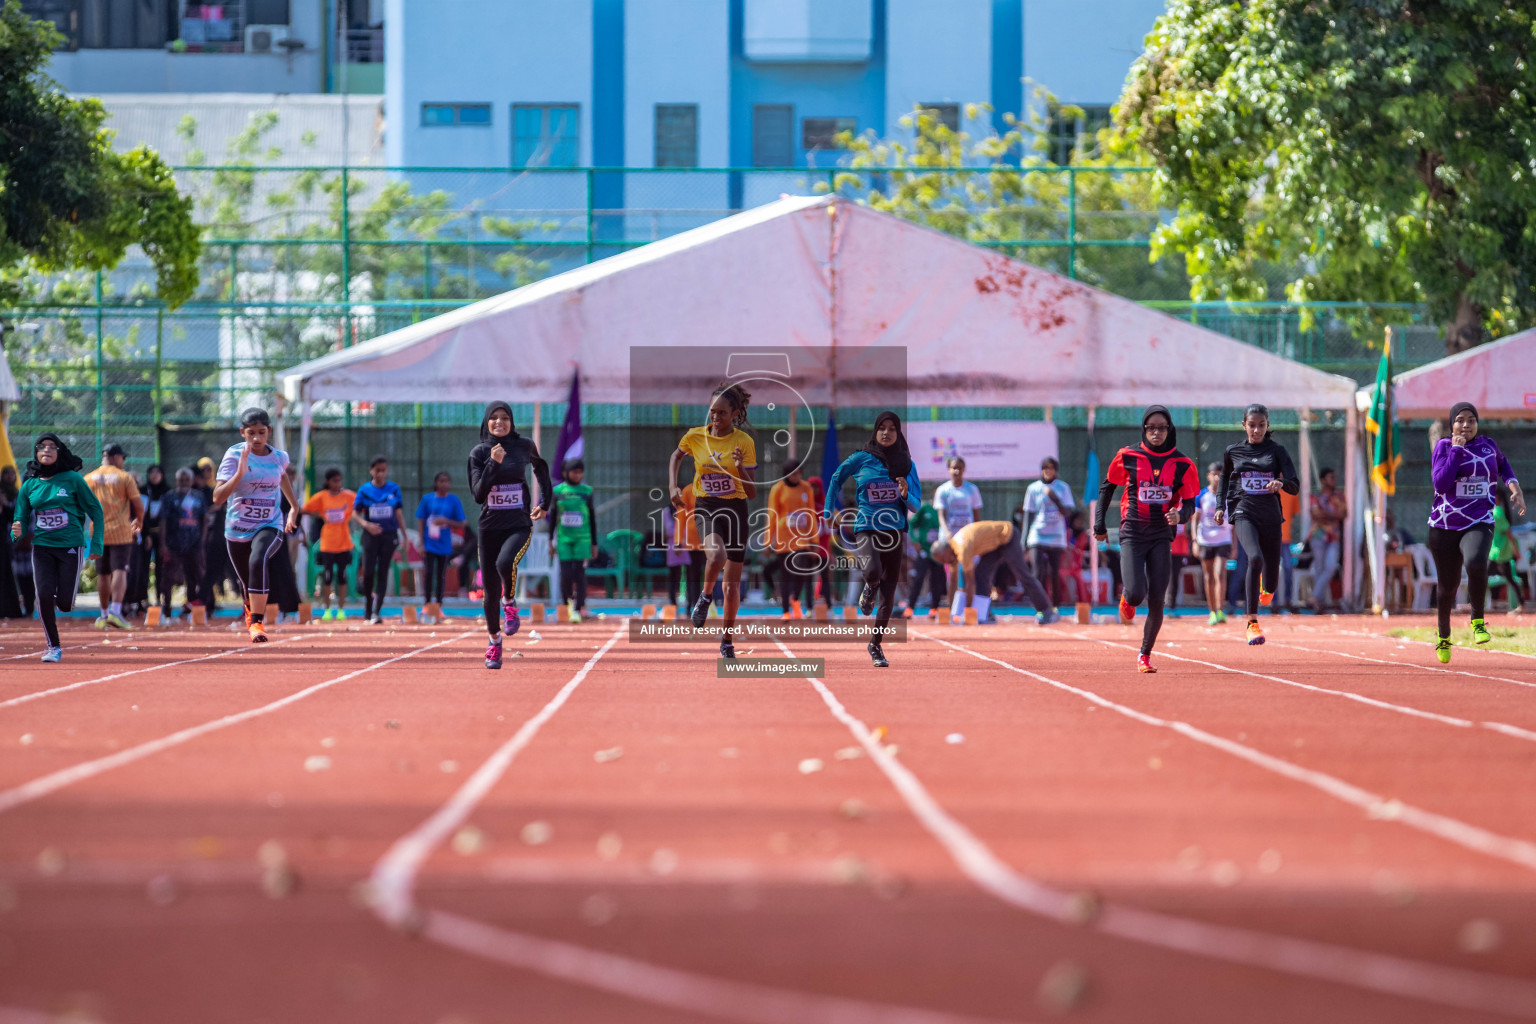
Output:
[321, 607, 335, 621]
[1471, 619, 1492, 645]
[1207, 612, 1221, 626]
[1435, 638, 1453, 664]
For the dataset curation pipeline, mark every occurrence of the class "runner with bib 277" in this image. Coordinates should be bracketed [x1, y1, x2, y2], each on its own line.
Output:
[1215, 403, 1300, 647]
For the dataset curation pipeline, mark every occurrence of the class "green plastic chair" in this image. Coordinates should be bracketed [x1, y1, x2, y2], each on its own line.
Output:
[586, 531, 628, 597]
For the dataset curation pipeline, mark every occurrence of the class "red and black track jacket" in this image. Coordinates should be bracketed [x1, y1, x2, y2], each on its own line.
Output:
[1094, 444, 1201, 543]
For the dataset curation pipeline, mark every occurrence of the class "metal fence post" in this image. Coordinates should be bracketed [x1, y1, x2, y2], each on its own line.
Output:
[154, 307, 164, 463]
[340, 166, 352, 302]
[585, 168, 595, 265]
[1067, 168, 1077, 280]
[94, 270, 104, 457]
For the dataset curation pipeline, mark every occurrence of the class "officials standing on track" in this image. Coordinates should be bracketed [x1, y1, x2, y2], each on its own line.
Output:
[1094, 406, 1200, 673]
[469, 401, 552, 670]
[1426, 402, 1526, 663]
[354, 456, 406, 625]
[1214, 404, 1300, 648]
[10, 434, 103, 662]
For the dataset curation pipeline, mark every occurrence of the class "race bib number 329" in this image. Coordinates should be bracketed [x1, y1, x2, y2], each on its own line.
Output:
[34, 508, 68, 532]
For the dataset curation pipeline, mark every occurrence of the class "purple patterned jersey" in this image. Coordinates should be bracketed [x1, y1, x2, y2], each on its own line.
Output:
[1428, 436, 1516, 530]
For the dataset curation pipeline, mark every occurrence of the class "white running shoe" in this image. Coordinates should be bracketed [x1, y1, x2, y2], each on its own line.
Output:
[41, 646, 62, 663]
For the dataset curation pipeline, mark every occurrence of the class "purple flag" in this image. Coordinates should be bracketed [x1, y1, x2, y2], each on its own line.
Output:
[553, 369, 583, 470]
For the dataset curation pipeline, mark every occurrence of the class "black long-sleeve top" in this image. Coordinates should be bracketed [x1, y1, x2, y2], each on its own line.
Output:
[468, 436, 552, 530]
[1217, 438, 1299, 529]
[1093, 443, 1200, 542]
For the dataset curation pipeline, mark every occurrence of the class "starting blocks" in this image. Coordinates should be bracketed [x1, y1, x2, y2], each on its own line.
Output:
[641, 603, 656, 619]
[144, 607, 162, 626]
[530, 605, 546, 623]
[190, 606, 207, 626]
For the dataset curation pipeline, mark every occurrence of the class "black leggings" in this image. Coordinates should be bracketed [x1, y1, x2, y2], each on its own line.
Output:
[481, 524, 532, 632]
[908, 551, 946, 609]
[1492, 559, 1529, 608]
[32, 545, 84, 648]
[423, 551, 448, 604]
[1119, 535, 1171, 656]
[226, 527, 286, 601]
[359, 531, 399, 617]
[854, 530, 905, 641]
[775, 549, 817, 612]
[1234, 519, 1283, 617]
[560, 559, 588, 610]
[1428, 524, 1494, 638]
[1032, 546, 1065, 608]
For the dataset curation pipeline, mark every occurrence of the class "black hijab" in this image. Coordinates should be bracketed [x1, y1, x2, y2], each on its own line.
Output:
[1141, 405, 1178, 454]
[144, 464, 170, 502]
[478, 401, 520, 444]
[1449, 401, 1479, 425]
[25, 433, 83, 479]
[861, 411, 913, 480]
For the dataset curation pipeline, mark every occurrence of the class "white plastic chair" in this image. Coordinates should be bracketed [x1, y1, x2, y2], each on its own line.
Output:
[516, 534, 561, 603]
[1407, 543, 1437, 611]
[1078, 568, 1112, 603]
[1178, 562, 1203, 601]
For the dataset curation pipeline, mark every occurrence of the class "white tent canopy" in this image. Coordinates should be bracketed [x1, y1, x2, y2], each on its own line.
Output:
[1360, 328, 1536, 419]
[0, 344, 18, 403]
[276, 193, 1363, 604]
[278, 195, 1357, 410]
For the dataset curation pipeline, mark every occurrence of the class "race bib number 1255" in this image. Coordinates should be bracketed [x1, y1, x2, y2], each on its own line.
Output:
[1137, 483, 1173, 504]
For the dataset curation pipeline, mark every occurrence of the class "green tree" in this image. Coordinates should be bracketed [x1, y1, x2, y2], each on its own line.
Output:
[0, 1, 199, 307]
[1120, 0, 1536, 352]
[833, 101, 1188, 300]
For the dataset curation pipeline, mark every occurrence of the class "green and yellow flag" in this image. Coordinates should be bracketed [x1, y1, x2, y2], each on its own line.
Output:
[1365, 344, 1401, 495]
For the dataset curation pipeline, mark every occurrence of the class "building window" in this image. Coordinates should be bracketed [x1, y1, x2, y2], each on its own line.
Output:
[919, 104, 960, 132]
[1046, 104, 1112, 164]
[513, 104, 580, 168]
[654, 104, 699, 168]
[422, 103, 492, 127]
[802, 117, 856, 152]
[753, 104, 793, 167]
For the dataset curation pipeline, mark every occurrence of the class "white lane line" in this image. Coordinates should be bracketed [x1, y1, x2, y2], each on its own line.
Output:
[1338, 627, 1536, 664]
[0, 636, 303, 711]
[0, 632, 474, 815]
[797, 633, 1536, 1018]
[369, 627, 1017, 1024]
[1255, 633, 1536, 692]
[917, 631, 1536, 874]
[0, 642, 96, 662]
[1080, 634, 1536, 744]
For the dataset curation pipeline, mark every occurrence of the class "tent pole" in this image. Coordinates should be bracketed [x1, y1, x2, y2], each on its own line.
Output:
[1343, 405, 1360, 609]
[298, 396, 313, 498]
[1297, 409, 1312, 542]
[1088, 406, 1099, 607]
[1372, 481, 1387, 614]
[788, 405, 797, 459]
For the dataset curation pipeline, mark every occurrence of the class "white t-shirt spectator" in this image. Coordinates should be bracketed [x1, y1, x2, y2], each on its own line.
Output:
[1023, 478, 1075, 549]
[1194, 487, 1232, 548]
[933, 481, 983, 537]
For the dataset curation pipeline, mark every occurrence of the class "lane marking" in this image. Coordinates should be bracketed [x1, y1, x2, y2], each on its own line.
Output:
[1249, 633, 1536, 691]
[0, 637, 303, 711]
[0, 632, 474, 815]
[0, 642, 96, 662]
[370, 627, 1017, 1024]
[1338, 626, 1536, 664]
[789, 633, 1536, 1017]
[1079, 634, 1536, 744]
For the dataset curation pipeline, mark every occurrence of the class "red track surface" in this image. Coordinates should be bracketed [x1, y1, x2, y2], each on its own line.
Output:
[2, 613, 1536, 1023]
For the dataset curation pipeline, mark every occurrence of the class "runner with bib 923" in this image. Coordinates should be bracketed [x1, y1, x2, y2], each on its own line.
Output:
[1426, 401, 1526, 663]
[1214, 403, 1300, 647]
[1093, 406, 1200, 673]
[469, 401, 552, 670]
[212, 408, 301, 644]
[668, 380, 757, 660]
[824, 412, 922, 668]
[10, 434, 104, 662]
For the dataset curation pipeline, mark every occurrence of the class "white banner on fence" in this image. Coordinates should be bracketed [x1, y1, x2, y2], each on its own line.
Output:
[906, 421, 1059, 482]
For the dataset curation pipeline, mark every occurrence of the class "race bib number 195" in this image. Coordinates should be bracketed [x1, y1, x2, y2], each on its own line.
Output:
[1457, 479, 1491, 500]
[1137, 483, 1173, 504]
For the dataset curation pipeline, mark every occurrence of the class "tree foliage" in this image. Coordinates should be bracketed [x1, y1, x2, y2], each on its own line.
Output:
[833, 101, 1189, 300]
[1120, 0, 1536, 351]
[0, 1, 199, 306]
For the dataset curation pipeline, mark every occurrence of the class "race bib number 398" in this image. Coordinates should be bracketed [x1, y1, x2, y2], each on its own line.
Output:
[487, 485, 525, 510]
[699, 473, 735, 497]
[1137, 483, 1173, 504]
[865, 481, 900, 504]
[1457, 479, 1491, 500]
[34, 508, 68, 532]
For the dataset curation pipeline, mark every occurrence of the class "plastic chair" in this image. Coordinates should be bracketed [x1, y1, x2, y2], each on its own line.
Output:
[1407, 543, 1437, 611]
[586, 531, 628, 597]
[515, 533, 560, 603]
[1078, 568, 1112, 604]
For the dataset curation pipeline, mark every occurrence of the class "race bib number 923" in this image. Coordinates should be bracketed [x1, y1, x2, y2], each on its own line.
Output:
[865, 480, 900, 504]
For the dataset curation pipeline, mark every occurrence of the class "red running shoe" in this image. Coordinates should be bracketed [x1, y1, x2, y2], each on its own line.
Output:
[1137, 653, 1156, 673]
[1119, 594, 1136, 624]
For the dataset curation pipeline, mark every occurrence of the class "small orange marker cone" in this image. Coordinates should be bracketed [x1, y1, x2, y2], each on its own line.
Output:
[641, 603, 656, 618]
[1076, 602, 1091, 624]
[402, 606, 418, 624]
[298, 603, 313, 625]
[190, 606, 207, 626]
[813, 603, 829, 621]
[964, 607, 978, 625]
[661, 605, 677, 620]
[936, 608, 951, 625]
[530, 605, 546, 623]
[144, 607, 162, 627]
[556, 605, 571, 623]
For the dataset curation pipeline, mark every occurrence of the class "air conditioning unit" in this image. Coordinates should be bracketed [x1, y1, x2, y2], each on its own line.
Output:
[245, 24, 291, 54]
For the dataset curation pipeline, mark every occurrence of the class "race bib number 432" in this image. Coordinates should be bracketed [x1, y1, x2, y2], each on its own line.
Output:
[865, 480, 900, 504]
[487, 485, 525, 510]
[1457, 479, 1491, 500]
[1241, 473, 1274, 495]
[1137, 483, 1173, 504]
[699, 473, 735, 497]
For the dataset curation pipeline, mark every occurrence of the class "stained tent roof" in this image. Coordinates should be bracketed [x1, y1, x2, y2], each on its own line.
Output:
[1367, 328, 1536, 419]
[279, 195, 1358, 409]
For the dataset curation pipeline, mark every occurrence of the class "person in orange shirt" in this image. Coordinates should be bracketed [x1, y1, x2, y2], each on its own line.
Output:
[85, 443, 145, 629]
[302, 467, 356, 620]
[765, 460, 818, 616]
[1278, 485, 1301, 610]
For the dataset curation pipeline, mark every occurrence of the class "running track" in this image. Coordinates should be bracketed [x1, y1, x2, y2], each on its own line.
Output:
[2, 614, 1535, 1023]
